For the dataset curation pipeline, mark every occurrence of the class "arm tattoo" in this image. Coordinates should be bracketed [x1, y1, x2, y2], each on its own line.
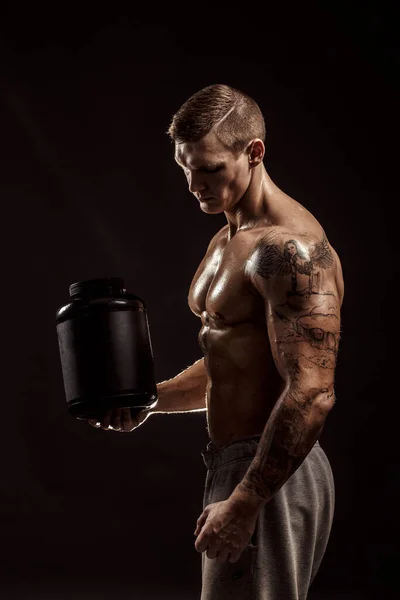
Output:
[238, 387, 331, 501]
[254, 233, 334, 296]
[238, 233, 340, 502]
[254, 232, 340, 370]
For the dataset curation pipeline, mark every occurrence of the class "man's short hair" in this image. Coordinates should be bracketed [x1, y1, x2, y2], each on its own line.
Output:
[168, 84, 266, 155]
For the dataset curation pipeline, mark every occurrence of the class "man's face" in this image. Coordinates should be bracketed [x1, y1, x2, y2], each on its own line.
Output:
[174, 131, 251, 214]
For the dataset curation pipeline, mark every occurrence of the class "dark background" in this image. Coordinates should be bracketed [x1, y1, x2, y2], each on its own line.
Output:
[0, 2, 398, 599]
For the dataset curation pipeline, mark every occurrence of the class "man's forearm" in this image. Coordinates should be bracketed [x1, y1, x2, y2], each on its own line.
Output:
[230, 386, 334, 511]
[151, 358, 208, 414]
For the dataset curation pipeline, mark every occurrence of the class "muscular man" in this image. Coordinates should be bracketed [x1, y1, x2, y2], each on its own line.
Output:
[89, 84, 344, 600]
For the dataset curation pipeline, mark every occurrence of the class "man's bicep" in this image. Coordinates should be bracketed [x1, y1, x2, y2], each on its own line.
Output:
[249, 232, 341, 407]
[266, 284, 340, 396]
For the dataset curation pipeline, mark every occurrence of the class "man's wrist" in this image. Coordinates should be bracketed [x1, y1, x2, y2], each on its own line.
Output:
[229, 482, 269, 514]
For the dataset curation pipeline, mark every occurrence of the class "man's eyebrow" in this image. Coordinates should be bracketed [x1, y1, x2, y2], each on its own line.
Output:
[174, 157, 224, 170]
[197, 162, 224, 171]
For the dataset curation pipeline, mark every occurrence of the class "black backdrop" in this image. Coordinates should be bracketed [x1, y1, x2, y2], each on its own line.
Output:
[0, 3, 398, 599]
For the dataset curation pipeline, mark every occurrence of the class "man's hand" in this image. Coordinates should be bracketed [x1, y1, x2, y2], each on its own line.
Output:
[194, 498, 259, 564]
[88, 407, 152, 432]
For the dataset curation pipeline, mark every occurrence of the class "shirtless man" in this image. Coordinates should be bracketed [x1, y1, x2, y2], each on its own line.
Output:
[89, 84, 343, 600]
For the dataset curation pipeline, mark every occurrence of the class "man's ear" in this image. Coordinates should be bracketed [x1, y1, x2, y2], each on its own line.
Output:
[247, 139, 265, 167]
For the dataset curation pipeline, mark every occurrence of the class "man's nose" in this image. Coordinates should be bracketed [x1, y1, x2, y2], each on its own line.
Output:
[188, 172, 206, 194]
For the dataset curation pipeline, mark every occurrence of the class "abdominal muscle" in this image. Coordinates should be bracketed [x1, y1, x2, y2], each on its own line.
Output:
[200, 316, 286, 448]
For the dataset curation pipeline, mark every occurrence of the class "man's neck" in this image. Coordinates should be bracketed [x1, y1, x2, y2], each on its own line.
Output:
[225, 165, 284, 238]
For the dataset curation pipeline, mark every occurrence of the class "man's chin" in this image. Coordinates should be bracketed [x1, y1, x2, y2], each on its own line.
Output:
[199, 199, 224, 214]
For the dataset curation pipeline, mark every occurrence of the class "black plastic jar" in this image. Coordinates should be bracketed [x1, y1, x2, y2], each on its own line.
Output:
[56, 277, 158, 420]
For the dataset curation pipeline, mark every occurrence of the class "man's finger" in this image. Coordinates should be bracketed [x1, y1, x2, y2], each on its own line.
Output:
[195, 527, 213, 553]
[101, 410, 112, 430]
[121, 408, 135, 431]
[228, 548, 242, 563]
[206, 542, 222, 560]
[216, 547, 232, 564]
[111, 408, 122, 430]
[195, 512, 208, 535]
[196, 505, 211, 527]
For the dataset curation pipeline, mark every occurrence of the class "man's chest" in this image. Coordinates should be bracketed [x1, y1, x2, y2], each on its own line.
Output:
[188, 240, 263, 325]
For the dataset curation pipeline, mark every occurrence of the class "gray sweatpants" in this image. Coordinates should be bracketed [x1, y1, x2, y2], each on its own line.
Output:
[200, 434, 335, 600]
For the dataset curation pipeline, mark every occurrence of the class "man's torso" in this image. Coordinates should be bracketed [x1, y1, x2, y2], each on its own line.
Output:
[188, 194, 344, 448]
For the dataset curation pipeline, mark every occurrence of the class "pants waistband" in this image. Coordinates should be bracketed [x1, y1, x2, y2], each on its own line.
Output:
[201, 434, 320, 470]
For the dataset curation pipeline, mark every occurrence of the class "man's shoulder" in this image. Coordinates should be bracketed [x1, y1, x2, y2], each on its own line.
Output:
[239, 225, 341, 280]
[210, 223, 338, 265]
[239, 225, 323, 254]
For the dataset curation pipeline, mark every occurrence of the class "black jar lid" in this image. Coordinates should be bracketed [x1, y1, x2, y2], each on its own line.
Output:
[69, 278, 126, 299]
